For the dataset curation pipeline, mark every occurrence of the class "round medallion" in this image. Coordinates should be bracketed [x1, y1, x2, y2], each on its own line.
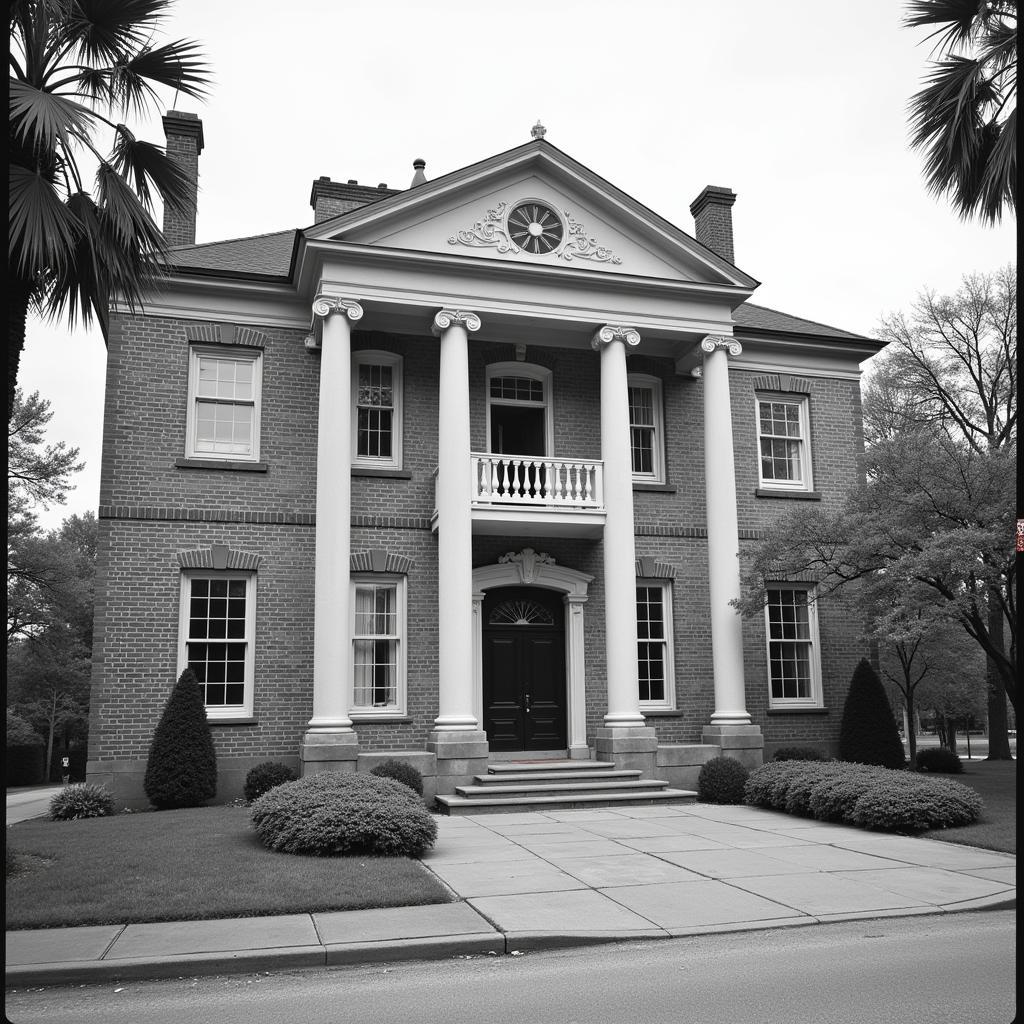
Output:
[507, 202, 563, 254]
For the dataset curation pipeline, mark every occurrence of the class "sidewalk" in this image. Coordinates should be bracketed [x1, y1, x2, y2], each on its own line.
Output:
[6, 803, 1016, 987]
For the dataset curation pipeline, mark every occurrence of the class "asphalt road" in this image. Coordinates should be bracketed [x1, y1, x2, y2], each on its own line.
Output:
[5, 910, 1015, 1024]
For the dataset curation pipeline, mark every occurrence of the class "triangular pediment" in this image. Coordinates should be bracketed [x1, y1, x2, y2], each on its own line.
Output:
[305, 141, 757, 290]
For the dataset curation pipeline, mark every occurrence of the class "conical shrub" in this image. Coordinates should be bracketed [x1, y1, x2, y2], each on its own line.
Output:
[144, 668, 218, 808]
[838, 658, 905, 769]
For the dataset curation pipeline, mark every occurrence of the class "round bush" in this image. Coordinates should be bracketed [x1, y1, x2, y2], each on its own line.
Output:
[251, 771, 437, 857]
[49, 783, 116, 821]
[915, 748, 963, 774]
[369, 759, 424, 796]
[772, 746, 827, 762]
[697, 756, 750, 804]
[850, 777, 982, 832]
[244, 762, 297, 803]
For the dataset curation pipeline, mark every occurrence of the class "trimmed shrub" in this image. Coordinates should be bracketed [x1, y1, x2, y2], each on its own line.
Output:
[807, 770, 878, 823]
[697, 756, 750, 804]
[49, 783, 116, 821]
[251, 771, 437, 857]
[244, 762, 297, 803]
[143, 668, 217, 809]
[838, 659, 906, 769]
[915, 747, 964, 774]
[369, 759, 424, 796]
[772, 746, 827, 762]
[850, 777, 982, 832]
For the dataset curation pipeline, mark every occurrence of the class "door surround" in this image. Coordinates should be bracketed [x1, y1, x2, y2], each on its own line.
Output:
[472, 549, 593, 759]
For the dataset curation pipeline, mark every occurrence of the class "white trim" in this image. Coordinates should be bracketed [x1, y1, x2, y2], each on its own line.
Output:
[472, 559, 593, 758]
[185, 344, 262, 462]
[177, 570, 257, 719]
[764, 584, 823, 709]
[636, 578, 676, 710]
[351, 350, 403, 470]
[485, 361, 554, 456]
[349, 574, 408, 719]
[755, 392, 813, 491]
[627, 373, 665, 484]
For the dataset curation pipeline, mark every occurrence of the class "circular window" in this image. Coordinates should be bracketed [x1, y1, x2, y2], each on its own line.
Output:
[507, 202, 563, 254]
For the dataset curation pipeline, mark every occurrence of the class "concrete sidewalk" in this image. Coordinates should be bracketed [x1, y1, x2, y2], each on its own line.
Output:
[6, 803, 1016, 987]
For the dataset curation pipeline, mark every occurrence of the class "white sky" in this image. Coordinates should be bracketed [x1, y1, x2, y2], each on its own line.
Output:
[19, 0, 1016, 530]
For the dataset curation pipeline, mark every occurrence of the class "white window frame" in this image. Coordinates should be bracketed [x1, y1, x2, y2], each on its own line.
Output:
[349, 574, 407, 719]
[485, 362, 554, 456]
[352, 351, 403, 470]
[636, 578, 676, 710]
[177, 570, 257, 719]
[755, 393, 813, 491]
[628, 374, 666, 484]
[185, 345, 262, 462]
[764, 584, 823, 709]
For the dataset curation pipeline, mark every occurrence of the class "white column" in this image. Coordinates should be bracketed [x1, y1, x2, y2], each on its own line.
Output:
[307, 296, 362, 731]
[592, 325, 646, 727]
[432, 309, 481, 730]
[700, 334, 751, 724]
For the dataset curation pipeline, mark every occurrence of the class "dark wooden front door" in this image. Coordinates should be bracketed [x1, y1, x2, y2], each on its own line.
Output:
[482, 587, 567, 751]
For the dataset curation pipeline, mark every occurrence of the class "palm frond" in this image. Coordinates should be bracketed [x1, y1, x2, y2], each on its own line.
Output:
[45, 190, 110, 332]
[109, 123, 193, 210]
[904, 0, 990, 51]
[62, 0, 169, 66]
[8, 163, 79, 280]
[978, 108, 1017, 219]
[8, 78, 97, 163]
[121, 39, 211, 103]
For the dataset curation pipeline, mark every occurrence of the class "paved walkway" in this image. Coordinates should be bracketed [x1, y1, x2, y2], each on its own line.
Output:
[5, 787, 64, 825]
[6, 803, 1015, 987]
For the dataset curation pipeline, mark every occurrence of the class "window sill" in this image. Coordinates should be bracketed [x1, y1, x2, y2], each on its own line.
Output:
[207, 716, 257, 725]
[352, 468, 413, 479]
[633, 482, 677, 493]
[755, 488, 821, 501]
[641, 708, 683, 717]
[176, 458, 268, 473]
[766, 707, 829, 715]
[350, 714, 412, 723]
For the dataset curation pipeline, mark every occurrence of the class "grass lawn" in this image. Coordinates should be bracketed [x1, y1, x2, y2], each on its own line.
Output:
[922, 759, 1017, 855]
[5, 805, 450, 931]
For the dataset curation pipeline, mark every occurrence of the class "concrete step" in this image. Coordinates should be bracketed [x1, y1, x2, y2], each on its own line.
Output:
[484, 760, 616, 774]
[456, 779, 670, 799]
[435, 788, 697, 815]
[472, 769, 642, 785]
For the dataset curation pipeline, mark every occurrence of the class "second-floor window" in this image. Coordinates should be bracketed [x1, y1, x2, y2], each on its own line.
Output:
[353, 352, 403, 469]
[628, 375, 665, 483]
[186, 346, 261, 461]
[757, 394, 812, 490]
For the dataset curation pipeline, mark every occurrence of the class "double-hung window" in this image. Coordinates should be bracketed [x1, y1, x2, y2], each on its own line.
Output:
[756, 394, 812, 490]
[765, 585, 822, 707]
[351, 577, 407, 717]
[636, 580, 675, 709]
[352, 352, 402, 469]
[628, 375, 665, 483]
[178, 572, 256, 719]
[186, 347, 262, 461]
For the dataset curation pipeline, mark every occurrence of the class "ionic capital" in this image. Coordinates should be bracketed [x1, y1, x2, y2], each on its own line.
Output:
[700, 334, 742, 357]
[591, 324, 641, 350]
[433, 309, 481, 335]
[312, 296, 364, 322]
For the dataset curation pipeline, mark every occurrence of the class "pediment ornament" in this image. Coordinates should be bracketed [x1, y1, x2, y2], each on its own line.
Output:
[498, 547, 556, 584]
[449, 201, 622, 264]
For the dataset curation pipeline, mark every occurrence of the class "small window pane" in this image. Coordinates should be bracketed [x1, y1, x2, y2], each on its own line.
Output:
[490, 376, 543, 402]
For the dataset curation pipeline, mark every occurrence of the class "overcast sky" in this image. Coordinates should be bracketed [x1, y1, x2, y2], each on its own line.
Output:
[19, 0, 1015, 530]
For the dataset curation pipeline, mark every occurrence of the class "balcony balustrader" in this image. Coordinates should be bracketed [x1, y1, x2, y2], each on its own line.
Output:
[470, 453, 604, 509]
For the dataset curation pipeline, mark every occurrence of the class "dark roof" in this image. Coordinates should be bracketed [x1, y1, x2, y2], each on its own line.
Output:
[167, 229, 297, 277]
[733, 303, 869, 341]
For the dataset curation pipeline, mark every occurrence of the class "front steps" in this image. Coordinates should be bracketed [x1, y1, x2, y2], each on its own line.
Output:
[435, 759, 697, 815]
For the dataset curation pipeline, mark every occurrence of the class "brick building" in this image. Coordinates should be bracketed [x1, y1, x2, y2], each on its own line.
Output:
[87, 114, 883, 807]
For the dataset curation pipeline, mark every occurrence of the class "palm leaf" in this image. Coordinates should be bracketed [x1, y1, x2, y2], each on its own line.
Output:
[45, 190, 111, 332]
[8, 79, 96, 163]
[8, 164, 79, 279]
[109, 124, 193, 210]
[904, 0, 988, 51]
[62, 0, 170, 66]
[120, 39, 211, 105]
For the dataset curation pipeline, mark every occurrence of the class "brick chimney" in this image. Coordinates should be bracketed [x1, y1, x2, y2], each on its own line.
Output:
[308, 178, 400, 224]
[689, 185, 737, 264]
[161, 110, 204, 246]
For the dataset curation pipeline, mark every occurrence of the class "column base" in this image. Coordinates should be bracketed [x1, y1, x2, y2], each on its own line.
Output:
[701, 723, 764, 770]
[593, 726, 658, 778]
[426, 729, 489, 797]
[299, 729, 360, 777]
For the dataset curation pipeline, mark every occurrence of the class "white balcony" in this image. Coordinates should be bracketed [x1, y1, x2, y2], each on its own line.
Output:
[433, 454, 607, 538]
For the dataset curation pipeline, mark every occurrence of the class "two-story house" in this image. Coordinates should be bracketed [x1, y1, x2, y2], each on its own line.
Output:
[87, 113, 883, 807]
